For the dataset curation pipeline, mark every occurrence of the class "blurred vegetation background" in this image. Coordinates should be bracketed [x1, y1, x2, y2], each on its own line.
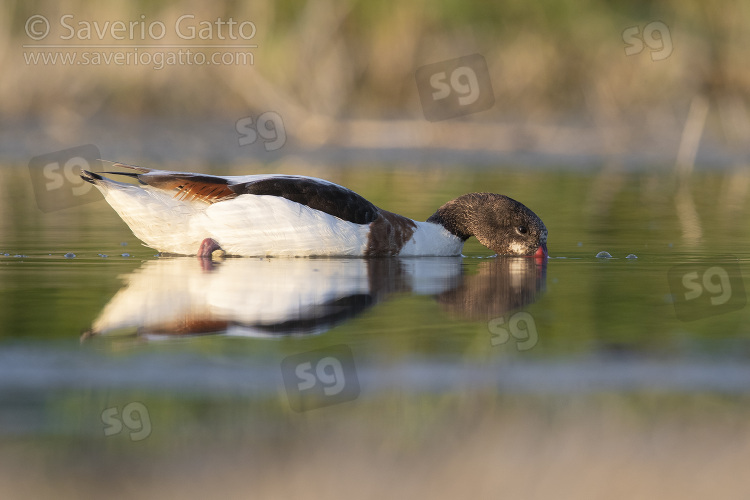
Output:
[2, 0, 750, 162]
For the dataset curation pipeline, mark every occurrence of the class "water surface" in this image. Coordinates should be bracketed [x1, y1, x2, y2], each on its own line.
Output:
[2, 165, 750, 498]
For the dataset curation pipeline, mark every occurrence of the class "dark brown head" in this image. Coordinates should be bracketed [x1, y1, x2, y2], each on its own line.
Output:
[427, 193, 548, 257]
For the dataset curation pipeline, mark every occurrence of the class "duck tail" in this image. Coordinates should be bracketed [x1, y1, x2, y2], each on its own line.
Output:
[80, 162, 152, 186]
[80, 169, 104, 185]
[98, 162, 152, 181]
[101, 161, 152, 174]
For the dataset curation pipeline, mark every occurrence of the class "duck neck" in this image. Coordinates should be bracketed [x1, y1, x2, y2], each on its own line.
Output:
[426, 202, 474, 241]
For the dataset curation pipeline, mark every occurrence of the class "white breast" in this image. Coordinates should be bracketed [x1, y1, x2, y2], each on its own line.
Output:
[398, 221, 464, 257]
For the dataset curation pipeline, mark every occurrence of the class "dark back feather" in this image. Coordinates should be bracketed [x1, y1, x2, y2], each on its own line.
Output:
[233, 177, 380, 225]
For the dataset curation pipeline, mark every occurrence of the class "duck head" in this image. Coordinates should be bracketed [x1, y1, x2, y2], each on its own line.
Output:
[427, 193, 548, 257]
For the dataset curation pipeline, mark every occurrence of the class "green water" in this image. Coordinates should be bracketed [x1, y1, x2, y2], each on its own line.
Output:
[3, 166, 749, 342]
[2, 165, 750, 497]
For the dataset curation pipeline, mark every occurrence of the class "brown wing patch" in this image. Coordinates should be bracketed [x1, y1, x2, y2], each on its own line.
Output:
[140, 174, 238, 204]
[365, 210, 417, 256]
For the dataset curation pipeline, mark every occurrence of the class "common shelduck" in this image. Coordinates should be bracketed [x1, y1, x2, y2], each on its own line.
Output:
[81, 164, 548, 258]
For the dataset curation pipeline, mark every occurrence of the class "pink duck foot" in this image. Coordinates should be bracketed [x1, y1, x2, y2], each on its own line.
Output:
[197, 238, 225, 259]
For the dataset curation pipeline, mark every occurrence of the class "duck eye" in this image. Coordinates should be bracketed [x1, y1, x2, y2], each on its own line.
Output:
[516, 226, 528, 235]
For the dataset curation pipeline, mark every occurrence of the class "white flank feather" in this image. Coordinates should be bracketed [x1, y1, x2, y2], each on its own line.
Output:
[201, 195, 371, 257]
[98, 180, 372, 256]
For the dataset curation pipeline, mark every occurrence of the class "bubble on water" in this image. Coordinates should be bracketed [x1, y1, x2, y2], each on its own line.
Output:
[626, 254, 638, 259]
[577, 242, 583, 247]
[13, 254, 26, 258]
[64, 252, 76, 259]
[121, 253, 131, 257]
[596, 251, 613, 259]
[98, 253, 108, 258]
[120, 242, 128, 246]
[3, 253, 9, 256]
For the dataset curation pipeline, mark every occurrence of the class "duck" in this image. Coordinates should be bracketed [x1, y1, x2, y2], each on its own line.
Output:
[80, 164, 548, 258]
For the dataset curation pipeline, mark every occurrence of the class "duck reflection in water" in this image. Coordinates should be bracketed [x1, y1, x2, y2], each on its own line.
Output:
[81, 256, 546, 342]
